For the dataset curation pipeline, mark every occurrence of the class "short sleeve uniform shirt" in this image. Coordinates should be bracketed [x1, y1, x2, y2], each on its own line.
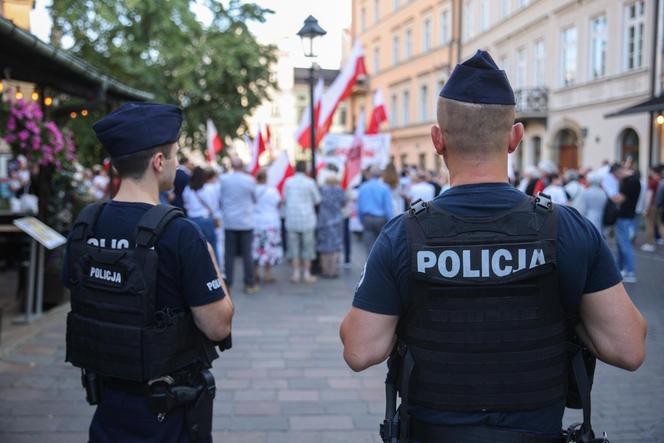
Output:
[352, 183, 621, 435]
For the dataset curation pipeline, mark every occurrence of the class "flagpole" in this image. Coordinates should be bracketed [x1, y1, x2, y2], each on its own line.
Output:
[309, 64, 317, 179]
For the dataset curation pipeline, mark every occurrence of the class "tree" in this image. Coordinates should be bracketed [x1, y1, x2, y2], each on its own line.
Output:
[50, 0, 277, 160]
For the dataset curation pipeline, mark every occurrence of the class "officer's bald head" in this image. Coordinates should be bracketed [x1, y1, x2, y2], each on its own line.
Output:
[436, 97, 516, 156]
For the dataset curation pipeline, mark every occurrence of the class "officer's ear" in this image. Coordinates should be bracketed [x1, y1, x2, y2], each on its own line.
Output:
[431, 125, 445, 156]
[507, 122, 524, 154]
[152, 150, 166, 173]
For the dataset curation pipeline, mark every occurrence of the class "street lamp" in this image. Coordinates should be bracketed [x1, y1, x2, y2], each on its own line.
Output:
[297, 15, 326, 179]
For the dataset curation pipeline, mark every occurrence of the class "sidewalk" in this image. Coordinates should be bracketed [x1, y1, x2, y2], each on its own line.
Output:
[0, 241, 663, 442]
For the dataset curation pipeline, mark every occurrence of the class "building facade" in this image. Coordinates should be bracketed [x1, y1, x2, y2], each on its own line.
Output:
[350, 0, 462, 172]
[463, 0, 659, 174]
[351, 0, 663, 174]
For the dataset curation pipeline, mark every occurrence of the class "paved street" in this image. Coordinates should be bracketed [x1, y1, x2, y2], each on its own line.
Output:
[0, 241, 663, 442]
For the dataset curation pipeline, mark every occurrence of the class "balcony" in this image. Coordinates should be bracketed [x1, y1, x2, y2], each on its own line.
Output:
[514, 88, 548, 120]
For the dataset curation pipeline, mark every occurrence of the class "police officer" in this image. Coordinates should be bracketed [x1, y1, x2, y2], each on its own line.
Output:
[339, 51, 647, 442]
[62, 103, 234, 442]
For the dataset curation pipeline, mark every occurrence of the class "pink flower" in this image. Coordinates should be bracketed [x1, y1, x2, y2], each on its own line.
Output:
[7, 117, 16, 131]
[18, 130, 29, 141]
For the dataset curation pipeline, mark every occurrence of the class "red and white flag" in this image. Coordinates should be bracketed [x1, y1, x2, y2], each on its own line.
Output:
[366, 89, 387, 134]
[342, 112, 365, 190]
[265, 124, 273, 157]
[316, 40, 367, 146]
[247, 128, 267, 176]
[206, 119, 223, 163]
[294, 77, 324, 148]
[266, 150, 294, 195]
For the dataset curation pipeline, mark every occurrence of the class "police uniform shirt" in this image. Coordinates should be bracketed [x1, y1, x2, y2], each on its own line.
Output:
[61, 201, 224, 443]
[352, 183, 621, 435]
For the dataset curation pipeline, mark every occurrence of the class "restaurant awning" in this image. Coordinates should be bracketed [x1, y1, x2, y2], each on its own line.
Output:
[0, 15, 153, 103]
[605, 94, 664, 118]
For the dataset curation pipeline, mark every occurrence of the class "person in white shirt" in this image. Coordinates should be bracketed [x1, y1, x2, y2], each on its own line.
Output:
[183, 167, 222, 262]
[283, 160, 321, 284]
[408, 171, 436, 203]
[252, 169, 283, 284]
[542, 173, 568, 205]
[219, 157, 258, 294]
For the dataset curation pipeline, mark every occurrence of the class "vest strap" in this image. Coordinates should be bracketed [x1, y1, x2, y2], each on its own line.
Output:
[70, 202, 106, 241]
[410, 421, 565, 443]
[134, 204, 184, 248]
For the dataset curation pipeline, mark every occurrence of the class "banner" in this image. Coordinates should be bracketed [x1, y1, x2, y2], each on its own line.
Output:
[320, 133, 391, 173]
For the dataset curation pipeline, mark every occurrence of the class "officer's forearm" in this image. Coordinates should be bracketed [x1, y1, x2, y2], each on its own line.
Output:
[574, 322, 600, 358]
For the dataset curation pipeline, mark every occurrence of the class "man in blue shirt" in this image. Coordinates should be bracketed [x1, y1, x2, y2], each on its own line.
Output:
[340, 51, 646, 442]
[357, 165, 393, 254]
[63, 103, 234, 442]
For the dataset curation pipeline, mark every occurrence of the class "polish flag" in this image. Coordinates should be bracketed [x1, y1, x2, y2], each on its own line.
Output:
[342, 112, 365, 190]
[248, 129, 267, 176]
[366, 89, 387, 134]
[294, 77, 324, 148]
[266, 150, 294, 195]
[206, 119, 223, 163]
[265, 124, 273, 157]
[316, 40, 367, 145]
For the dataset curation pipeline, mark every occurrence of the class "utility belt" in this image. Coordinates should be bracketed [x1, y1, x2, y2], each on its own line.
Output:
[82, 367, 216, 441]
[380, 340, 609, 443]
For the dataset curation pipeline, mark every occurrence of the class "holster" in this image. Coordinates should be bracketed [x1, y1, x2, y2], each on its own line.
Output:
[81, 369, 101, 405]
[184, 369, 216, 441]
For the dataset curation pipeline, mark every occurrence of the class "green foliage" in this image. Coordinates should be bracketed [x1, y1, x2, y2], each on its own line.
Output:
[50, 0, 277, 160]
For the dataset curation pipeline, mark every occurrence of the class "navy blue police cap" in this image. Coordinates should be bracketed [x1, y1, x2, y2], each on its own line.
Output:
[93, 102, 183, 157]
[440, 50, 515, 105]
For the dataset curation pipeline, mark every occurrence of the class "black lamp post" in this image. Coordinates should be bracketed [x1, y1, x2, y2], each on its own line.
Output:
[297, 15, 326, 179]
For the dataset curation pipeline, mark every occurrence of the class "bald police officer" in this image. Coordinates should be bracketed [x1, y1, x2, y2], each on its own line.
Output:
[63, 103, 234, 442]
[340, 51, 647, 442]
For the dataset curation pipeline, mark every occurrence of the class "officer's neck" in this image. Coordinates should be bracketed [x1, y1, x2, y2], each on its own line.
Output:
[113, 178, 160, 205]
[448, 157, 509, 187]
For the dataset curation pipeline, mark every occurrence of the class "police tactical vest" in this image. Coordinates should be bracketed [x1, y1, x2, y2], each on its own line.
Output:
[403, 197, 568, 412]
[65, 203, 218, 382]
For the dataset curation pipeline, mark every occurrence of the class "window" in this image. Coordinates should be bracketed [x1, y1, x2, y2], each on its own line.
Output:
[405, 27, 413, 60]
[532, 136, 542, 166]
[361, 7, 366, 32]
[402, 89, 410, 126]
[423, 16, 432, 52]
[463, 1, 474, 41]
[400, 153, 408, 168]
[517, 0, 528, 8]
[560, 26, 578, 86]
[533, 40, 545, 87]
[481, 0, 490, 31]
[393, 0, 399, 11]
[590, 15, 608, 79]
[374, 0, 380, 24]
[419, 84, 429, 122]
[392, 34, 400, 65]
[515, 47, 526, 88]
[499, 55, 510, 78]
[390, 93, 398, 126]
[440, 10, 451, 44]
[624, 1, 645, 70]
[419, 153, 427, 170]
[373, 45, 380, 74]
[500, 0, 510, 19]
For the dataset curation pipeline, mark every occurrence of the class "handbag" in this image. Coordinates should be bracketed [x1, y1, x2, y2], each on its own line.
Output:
[602, 197, 619, 227]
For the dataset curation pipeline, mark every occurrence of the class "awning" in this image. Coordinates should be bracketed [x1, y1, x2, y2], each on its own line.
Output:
[605, 94, 664, 118]
[0, 16, 153, 102]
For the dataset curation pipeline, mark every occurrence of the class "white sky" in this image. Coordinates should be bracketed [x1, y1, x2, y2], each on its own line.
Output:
[29, 0, 350, 70]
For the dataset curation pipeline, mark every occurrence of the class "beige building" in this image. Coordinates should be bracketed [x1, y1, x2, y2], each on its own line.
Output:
[460, 0, 659, 173]
[350, 0, 462, 172]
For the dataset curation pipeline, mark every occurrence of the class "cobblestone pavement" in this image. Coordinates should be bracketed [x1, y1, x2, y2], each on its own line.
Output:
[0, 243, 663, 442]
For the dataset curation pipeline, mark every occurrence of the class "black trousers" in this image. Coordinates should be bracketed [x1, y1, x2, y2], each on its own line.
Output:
[224, 229, 255, 287]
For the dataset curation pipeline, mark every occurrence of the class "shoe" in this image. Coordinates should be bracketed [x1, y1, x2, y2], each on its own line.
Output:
[290, 275, 301, 284]
[302, 274, 318, 284]
[263, 276, 276, 284]
[244, 285, 260, 294]
[640, 243, 656, 252]
[621, 271, 637, 283]
[657, 239, 664, 245]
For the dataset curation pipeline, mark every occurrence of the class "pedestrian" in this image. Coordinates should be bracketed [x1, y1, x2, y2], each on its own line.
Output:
[219, 157, 259, 294]
[183, 166, 221, 262]
[357, 165, 393, 253]
[172, 155, 192, 211]
[580, 171, 607, 234]
[564, 169, 585, 210]
[382, 162, 406, 216]
[408, 170, 436, 203]
[542, 173, 568, 205]
[283, 160, 321, 284]
[641, 165, 663, 251]
[92, 164, 110, 200]
[317, 171, 347, 278]
[340, 50, 646, 442]
[615, 165, 641, 283]
[252, 169, 283, 284]
[62, 102, 234, 442]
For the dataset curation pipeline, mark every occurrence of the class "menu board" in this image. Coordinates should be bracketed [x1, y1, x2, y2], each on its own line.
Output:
[13, 217, 67, 250]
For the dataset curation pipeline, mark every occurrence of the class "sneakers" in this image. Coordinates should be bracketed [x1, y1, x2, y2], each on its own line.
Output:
[244, 285, 260, 294]
[640, 243, 656, 252]
[302, 274, 318, 284]
[621, 271, 637, 284]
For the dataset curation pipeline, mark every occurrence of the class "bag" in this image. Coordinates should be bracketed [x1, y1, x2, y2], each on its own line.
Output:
[194, 190, 221, 228]
[602, 198, 618, 226]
